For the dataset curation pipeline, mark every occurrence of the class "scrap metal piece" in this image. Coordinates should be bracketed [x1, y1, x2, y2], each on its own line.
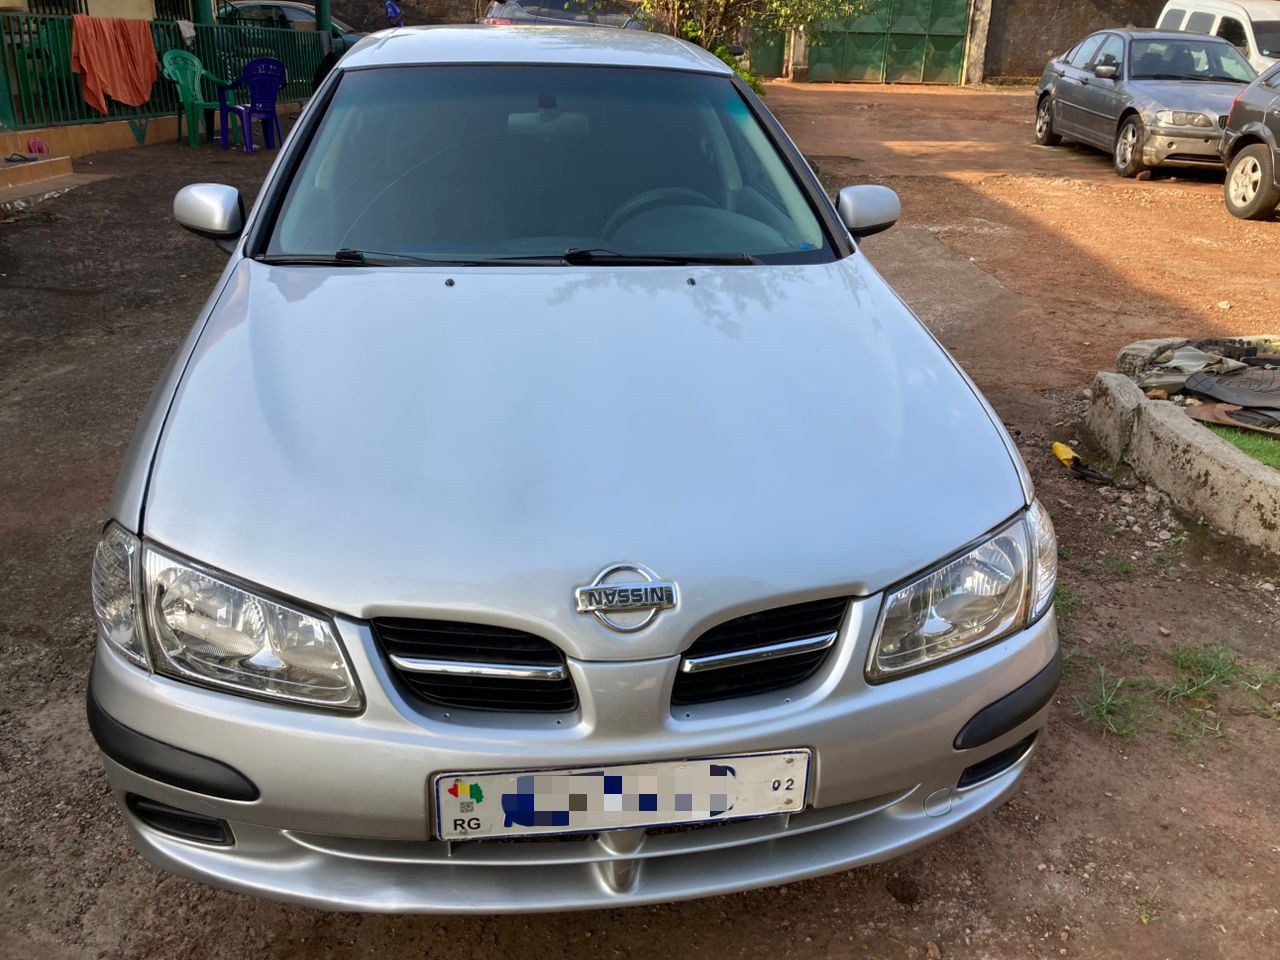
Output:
[1185, 402, 1280, 438]
[1186, 368, 1280, 409]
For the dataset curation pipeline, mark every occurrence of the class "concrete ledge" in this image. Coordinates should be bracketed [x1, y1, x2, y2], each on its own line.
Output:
[0, 155, 72, 190]
[1087, 339, 1280, 555]
[1087, 372, 1146, 463]
[1128, 400, 1280, 554]
[0, 104, 302, 160]
[1115, 337, 1188, 380]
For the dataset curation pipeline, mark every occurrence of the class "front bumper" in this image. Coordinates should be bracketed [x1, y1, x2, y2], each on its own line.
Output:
[89, 603, 1059, 912]
[1144, 127, 1225, 167]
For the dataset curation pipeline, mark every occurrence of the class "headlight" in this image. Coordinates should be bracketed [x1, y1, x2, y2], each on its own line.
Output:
[868, 502, 1056, 680]
[1027, 499, 1057, 621]
[141, 545, 361, 710]
[1155, 110, 1214, 128]
[91, 523, 147, 667]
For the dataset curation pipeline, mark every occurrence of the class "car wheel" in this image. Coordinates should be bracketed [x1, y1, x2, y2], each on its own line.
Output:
[1035, 96, 1061, 146]
[1113, 117, 1148, 178]
[1224, 143, 1280, 220]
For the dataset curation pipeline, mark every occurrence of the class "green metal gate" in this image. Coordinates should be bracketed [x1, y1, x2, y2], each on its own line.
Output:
[808, 0, 969, 84]
[749, 30, 786, 79]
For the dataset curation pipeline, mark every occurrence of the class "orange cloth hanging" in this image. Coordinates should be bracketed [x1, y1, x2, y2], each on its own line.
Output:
[70, 15, 158, 115]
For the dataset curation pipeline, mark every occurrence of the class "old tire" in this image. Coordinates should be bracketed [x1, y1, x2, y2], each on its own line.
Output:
[1113, 116, 1148, 178]
[1224, 143, 1280, 220]
[1035, 96, 1062, 146]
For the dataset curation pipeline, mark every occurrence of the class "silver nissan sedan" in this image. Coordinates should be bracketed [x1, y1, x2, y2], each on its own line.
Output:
[88, 25, 1061, 912]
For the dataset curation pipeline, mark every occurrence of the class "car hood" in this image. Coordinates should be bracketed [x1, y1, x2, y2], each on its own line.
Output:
[1134, 78, 1248, 113]
[144, 257, 1025, 660]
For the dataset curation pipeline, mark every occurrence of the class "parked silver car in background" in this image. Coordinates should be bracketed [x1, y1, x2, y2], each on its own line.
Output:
[1035, 28, 1255, 177]
[88, 25, 1060, 912]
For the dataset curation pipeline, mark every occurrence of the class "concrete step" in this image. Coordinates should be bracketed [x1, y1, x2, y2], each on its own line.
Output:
[0, 154, 73, 190]
[0, 172, 112, 215]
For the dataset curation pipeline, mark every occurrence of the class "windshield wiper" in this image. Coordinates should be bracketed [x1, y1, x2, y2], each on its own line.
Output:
[562, 247, 761, 266]
[256, 249, 467, 267]
[256, 248, 763, 268]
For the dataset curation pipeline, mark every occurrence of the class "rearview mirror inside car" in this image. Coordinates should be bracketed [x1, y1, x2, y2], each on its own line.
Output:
[174, 183, 244, 253]
[508, 110, 589, 137]
[836, 184, 900, 238]
[1094, 64, 1117, 79]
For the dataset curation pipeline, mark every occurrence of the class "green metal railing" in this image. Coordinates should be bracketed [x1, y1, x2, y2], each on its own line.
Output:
[0, 12, 322, 132]
[193, 21, 322, 103]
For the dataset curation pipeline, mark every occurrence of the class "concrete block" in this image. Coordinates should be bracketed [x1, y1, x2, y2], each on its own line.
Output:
[1115, 338, 1188, 381]
[1086, 371, 1146, 463]
[1128, 401, 1280, 555]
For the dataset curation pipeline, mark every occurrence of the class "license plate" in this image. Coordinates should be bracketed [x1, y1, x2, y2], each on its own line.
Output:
[433, 750, 810, 841]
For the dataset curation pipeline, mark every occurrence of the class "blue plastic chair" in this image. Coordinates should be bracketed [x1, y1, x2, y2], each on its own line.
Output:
[227, 57, 285, 154]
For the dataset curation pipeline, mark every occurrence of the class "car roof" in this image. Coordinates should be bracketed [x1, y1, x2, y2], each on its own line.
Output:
[1163, 0, 1280, 19]
[341, 24, 733, 74]
[1092, 27, 1239, 41]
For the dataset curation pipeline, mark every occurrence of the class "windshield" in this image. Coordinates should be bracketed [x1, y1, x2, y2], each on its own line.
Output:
[1129, 37, 1255, 81]
[1255, 22, 1280, 59]
[267, 66, 832, 265]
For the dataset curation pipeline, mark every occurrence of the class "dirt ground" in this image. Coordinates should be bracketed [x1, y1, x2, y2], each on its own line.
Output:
[1, 83, 1278, 960]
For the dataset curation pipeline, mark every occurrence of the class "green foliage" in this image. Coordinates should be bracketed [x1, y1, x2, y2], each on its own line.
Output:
[642, 0, 869, 51]
[711, 44, 767, 95]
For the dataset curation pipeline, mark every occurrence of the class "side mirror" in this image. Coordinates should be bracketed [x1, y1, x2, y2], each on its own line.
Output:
[1094, 63, 1117, 79]
[836, 184, 900, 238]
[174, 183, 244, 252]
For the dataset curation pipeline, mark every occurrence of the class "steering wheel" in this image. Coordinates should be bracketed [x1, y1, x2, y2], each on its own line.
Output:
[601, 187, 718, 241]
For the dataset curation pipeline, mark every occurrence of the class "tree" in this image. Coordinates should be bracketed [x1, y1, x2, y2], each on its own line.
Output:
[640, 0, 869, 49]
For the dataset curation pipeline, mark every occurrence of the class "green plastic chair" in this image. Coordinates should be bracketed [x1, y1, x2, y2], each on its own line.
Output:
[162, 49, 241, 148]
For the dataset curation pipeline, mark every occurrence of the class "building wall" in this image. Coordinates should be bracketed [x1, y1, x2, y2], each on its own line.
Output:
[0, 0, 156, 16]
[983, 0, 1165, 78]
[331, 0, 481, 31]
[87, 0, 157, 18]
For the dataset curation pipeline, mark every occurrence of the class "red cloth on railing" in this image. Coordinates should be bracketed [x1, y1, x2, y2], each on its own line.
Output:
[70, 15, 158, 115]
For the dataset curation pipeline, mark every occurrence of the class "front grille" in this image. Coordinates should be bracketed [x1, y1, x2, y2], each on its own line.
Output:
[372, 618, 577, 713]
[672, 597, 850, 706]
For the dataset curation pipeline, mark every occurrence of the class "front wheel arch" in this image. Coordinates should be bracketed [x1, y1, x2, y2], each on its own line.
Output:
[1113, 112, 1148, 177]
[1224, 132, 1268, 166]
[1115, 108, 1142, 136]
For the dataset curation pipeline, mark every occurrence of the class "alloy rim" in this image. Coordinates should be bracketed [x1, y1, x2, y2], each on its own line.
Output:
[1229, 156, 1262, 206]
[1036, 102, 1050, 137]
[1117, 125, 1136, 167]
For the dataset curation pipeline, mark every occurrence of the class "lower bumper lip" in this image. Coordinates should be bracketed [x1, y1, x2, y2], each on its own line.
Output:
[116, 746, 1038, 913]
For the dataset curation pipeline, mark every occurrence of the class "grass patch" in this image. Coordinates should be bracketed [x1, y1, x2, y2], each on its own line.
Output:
[1138, 887, 1161, 925]
[1070, 644, 1280, 745]
[1054, 584, 1089, 622]
[1103, 556, 1137, 578]
[1205, 424, 1280, 471]
[1075, 667, 1141, 737]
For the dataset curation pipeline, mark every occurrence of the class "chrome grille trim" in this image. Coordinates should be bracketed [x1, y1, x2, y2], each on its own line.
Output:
[679, 631, 838, 674]
[388, 655, 566, 682]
